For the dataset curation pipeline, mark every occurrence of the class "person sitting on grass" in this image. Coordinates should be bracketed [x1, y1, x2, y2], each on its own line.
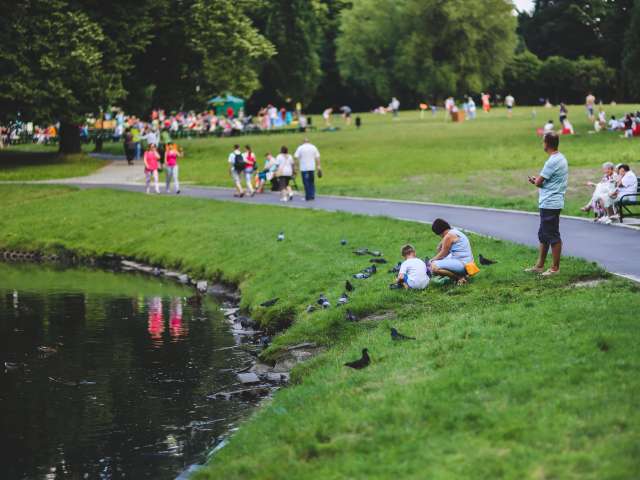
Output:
[429, 218, 476, 285]
[395, 244, 429, 290]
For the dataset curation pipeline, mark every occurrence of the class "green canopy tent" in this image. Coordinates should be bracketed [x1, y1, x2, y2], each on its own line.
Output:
[207, 94, 245, 116]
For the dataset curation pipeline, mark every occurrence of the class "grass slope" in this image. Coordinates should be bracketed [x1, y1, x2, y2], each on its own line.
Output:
[0, 151, 105, 181]
[1, 184, 638, 478]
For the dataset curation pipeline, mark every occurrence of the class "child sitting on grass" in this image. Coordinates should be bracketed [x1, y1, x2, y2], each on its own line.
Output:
[394, 244, 429, 290]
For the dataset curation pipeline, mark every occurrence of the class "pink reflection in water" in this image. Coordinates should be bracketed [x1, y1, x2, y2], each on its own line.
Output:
[169, 299, 187, 339]
[147, 296, 164, 343]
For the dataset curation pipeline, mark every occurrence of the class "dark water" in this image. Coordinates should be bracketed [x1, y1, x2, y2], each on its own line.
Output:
[0, 264, 256, 480]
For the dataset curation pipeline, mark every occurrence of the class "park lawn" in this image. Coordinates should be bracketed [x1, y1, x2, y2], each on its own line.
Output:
[0, 185, 638, 478]
[0, 150, 105, 181]
[83, 103, 636, 216]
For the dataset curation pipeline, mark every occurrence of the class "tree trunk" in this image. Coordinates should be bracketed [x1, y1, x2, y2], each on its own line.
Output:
[58, 121, 81, 154]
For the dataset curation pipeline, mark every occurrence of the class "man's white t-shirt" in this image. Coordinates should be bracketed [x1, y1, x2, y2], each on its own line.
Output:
[618, 170, 638, 201]
[275, 154, 294, 177]
[294, 143, 320, 172]
[399, 257, 429, 290]
[505, 95, 514, 107]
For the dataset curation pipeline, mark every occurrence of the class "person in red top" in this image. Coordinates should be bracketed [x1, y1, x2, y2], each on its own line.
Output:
[164, 143, 182, 194]
[226, 106, 234, 119]
[243, 144, 256, 196]
[144, 144, 160, 194]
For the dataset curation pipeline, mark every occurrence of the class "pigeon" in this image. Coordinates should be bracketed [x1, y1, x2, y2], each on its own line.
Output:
[317, 294, 331, 308]
[353, 248, 369, 256]
[362, 264, 377, 275]
[345, 280, 354, 292]
[345, 309, 358, 322]
[344, 348, 370, 369]
[390, 327, 416, 340]
[277, 232, 285, 241]
[260, 298, 279, 307]
[389, 283, 403, 290]
[369, 250, 383, 257]
[353, 272, 370, 279]
[337, 292, 349, 306]
[479, 254, 497, 265]
[306, 304, 318, 313]
[369, 258, 388, 264]
[388, 262, 401, 274]
[340, 239, 348, 246]
[424, 256, 431, 264]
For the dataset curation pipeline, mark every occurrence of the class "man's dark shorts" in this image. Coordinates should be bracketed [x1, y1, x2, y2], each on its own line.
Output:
[538, 208, 562, 245]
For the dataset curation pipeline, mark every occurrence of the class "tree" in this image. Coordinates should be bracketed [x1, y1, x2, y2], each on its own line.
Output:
[336, 0, 516, 102]
[623, 0, 640, 98]
[248, 0, 323, 108]
[518, 1, 607, 60]
[503, 50, 543, 104]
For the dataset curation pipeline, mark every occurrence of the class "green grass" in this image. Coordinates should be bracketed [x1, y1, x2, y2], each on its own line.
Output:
[0, 184, 638, 478]
[82, 103, 638, 216]
[0, 150, 105, 181]
[5, 104, 640, 215]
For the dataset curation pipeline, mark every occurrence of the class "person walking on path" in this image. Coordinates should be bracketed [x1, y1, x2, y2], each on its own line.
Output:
[123, 128, 135, 165]
[294, 138, 321, 201]
[144, 144, 160, 194]
[228, 144, 246, 197]
[164, 143, 182, 194]
[243, 145, 256, 196]
[275, 145, 295, 202]
[526, 132, 568, 276]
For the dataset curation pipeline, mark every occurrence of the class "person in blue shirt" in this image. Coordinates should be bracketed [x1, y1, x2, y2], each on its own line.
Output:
[526, 132, 568, 276]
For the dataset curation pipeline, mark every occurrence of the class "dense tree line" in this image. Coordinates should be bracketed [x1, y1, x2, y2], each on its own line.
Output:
[1, 0, 640, 153]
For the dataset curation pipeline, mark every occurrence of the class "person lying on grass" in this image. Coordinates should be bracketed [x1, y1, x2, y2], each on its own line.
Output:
[395, 244, 429, 290]
[429, 218, 477, 286]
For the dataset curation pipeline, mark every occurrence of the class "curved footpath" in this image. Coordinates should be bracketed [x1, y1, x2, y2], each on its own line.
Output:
[40, 156, 640, 280]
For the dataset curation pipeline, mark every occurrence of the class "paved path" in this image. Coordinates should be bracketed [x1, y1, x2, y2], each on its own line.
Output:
[39, 157, 640, 280]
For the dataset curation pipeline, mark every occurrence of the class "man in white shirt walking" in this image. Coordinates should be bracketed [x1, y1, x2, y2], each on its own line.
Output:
[294, 138, 321, 201]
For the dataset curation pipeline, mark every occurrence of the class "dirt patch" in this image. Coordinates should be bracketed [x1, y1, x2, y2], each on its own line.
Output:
[570, 278, 608, 288]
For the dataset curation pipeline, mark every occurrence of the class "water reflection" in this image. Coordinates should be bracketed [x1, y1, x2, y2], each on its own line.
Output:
[0, 264, 256, 480]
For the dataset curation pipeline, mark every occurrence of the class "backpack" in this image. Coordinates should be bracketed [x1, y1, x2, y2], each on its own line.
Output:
[233, 152, 245, 172]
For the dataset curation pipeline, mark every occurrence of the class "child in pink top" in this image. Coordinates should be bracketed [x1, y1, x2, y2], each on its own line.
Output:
[144, 144, 160, 194]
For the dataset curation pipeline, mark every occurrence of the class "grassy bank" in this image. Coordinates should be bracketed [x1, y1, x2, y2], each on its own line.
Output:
[1, 184, 638, 478]
[0, 150, 105, 181]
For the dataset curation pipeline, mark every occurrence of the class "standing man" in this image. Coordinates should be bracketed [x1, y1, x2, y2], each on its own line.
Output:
[505, 93, 515, 118]
[294, 138, 321, 201]
[585, 92, 596, 121]
[526, 132, 568, 276]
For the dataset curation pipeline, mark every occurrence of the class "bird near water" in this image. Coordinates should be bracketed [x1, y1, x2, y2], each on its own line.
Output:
[344, 348, 370, 369]
[345, 280, 354, 292]
[345, 309, 357, 322]
[479, 254, 497, 265]
[362, 264, 377, 275]
[369, 258, 388, 264]
[390, 327, 416, 341]
[317, 294, 331, 308]
[260, 298, 279, 307]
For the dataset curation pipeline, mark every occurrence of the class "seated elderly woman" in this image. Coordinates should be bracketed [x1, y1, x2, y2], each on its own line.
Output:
[429, 218, 476, 285]
[581, 162, 616, 220]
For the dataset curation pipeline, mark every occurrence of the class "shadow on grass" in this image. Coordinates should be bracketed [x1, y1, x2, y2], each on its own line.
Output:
[0, 150, 62, 170]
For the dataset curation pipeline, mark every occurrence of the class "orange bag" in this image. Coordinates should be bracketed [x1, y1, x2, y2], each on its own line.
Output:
[465, 262, 480, 277]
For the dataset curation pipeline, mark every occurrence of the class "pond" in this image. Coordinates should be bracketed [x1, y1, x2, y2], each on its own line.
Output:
[0, 263, 258, 479]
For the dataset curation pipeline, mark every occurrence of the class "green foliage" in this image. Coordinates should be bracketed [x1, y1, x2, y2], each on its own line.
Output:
[623, 0, 640, 98]
[254, 0, 323, 105]
[0, 0, 112, 123]
[336, 0, 516, 100]
[503, 50, 543, 103]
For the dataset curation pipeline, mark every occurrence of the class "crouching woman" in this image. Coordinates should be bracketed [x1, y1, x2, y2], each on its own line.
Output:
[429, 218, 478, 285]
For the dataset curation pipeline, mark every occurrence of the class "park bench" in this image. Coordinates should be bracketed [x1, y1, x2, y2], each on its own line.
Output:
[618, 183, 640, 223]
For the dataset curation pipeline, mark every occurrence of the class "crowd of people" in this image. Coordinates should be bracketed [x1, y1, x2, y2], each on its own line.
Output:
[227, 138, 322, 202]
